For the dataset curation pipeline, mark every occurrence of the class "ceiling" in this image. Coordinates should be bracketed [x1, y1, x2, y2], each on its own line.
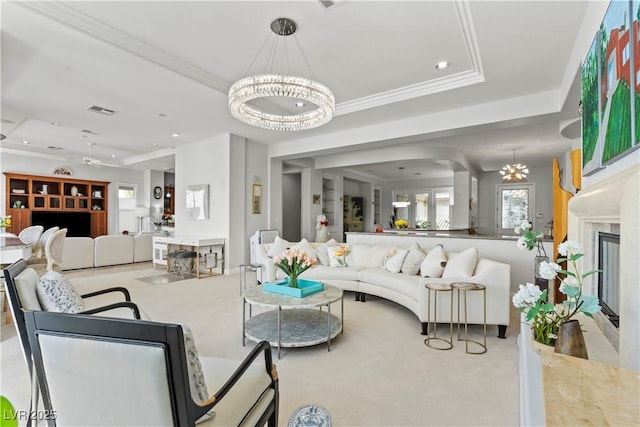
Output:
[1, 1, 592, 181]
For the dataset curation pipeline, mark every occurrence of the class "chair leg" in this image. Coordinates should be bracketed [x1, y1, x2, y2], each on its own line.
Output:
[27, 369, 39, 427]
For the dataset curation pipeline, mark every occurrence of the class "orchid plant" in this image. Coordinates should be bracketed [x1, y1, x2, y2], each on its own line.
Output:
[273, 248, 317, 288]
[512, 240, 601, 345]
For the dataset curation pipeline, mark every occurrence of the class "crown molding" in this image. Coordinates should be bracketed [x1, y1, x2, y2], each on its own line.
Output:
[22, 0, 485, 118]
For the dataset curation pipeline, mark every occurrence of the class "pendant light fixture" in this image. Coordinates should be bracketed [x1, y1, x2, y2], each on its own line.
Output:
[392, 167, 411, 207]
[500, 148, 529, 182]
[228, 17, 335, 132]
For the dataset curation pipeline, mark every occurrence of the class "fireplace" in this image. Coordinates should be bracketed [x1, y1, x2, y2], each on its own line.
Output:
[598, 232, 619, 328]
[31, 211, 91, 237]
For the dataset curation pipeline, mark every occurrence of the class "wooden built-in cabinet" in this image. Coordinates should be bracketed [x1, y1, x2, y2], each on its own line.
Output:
[5, 173, 109, 238]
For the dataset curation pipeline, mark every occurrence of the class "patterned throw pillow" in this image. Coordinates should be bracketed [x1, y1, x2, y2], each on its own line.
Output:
[315, 239, 338, 266]
[36, 271, 85, 313]
[401, 242, 426, 275]
[328, 244, 351, 267]
[420, 244, 448, 278]
[381, 247, 409, 274]
[182, 326, 215, 423]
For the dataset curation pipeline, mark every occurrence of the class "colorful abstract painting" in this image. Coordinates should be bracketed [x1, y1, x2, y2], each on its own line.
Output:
[582, 31, 602, 175]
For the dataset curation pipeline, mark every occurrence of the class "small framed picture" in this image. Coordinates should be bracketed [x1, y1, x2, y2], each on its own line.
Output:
[252, 184, 262, 214]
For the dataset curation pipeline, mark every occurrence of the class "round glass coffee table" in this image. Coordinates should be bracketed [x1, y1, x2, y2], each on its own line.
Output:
[243, 284, 343, 359]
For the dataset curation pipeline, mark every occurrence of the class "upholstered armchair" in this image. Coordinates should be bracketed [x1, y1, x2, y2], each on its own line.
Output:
[25, 310, 279, 426]
[3, 259, 143, 427]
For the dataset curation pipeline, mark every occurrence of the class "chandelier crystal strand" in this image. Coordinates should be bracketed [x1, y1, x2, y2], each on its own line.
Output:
[228, 18, 335, 131]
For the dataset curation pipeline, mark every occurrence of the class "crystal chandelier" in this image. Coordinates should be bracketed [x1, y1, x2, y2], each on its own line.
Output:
[500, 148, 529, 182]
[228, 18, 335, 132]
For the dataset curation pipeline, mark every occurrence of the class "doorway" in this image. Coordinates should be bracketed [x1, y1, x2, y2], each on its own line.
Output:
[496, 183, 535, 236]
[282, 173, 301, 242]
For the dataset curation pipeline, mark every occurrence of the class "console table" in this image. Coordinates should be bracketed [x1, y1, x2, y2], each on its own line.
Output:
[152, 235, 224, 278]
[243, 284, 343, 359]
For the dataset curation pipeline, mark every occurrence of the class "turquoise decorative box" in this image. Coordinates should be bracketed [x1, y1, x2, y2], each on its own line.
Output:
[263, 278, 324, 298]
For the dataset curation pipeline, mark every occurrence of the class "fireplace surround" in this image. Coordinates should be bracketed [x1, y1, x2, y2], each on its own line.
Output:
[568, 164, 639, 371]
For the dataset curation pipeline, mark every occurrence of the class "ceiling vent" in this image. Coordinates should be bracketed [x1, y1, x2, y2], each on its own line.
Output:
[1, 118, 15, 124]
[0, 134, 6, 140]
[81, 129, 101, 135]
[47, 146, 64, 150]
[87, 105, 117, 116]
[318, 0, 346, 10]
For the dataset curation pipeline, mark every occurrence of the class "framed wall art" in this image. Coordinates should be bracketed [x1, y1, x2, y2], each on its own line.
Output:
[186, 184, 209, 220]
[252, 183, 262, 214]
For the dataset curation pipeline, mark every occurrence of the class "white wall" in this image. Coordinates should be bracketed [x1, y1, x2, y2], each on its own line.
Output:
[0, 152, 145, 235]
[476, 167, 553, 236]
[244, 140, 269, 262]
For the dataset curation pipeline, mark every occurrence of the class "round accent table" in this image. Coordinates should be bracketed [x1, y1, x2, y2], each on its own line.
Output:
[243, 284, 343, 359]
[451, 282, 487, 354]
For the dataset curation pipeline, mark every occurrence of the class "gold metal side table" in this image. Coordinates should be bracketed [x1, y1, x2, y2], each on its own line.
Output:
[452, 282, 487, 354]
[424, 283, 454, 350]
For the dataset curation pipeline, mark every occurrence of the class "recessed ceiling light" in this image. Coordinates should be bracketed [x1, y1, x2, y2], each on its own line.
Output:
[111, 154, 117, 158]
[435, 61, 450, 70]
[21, 140, 30, 144]
[151, 143, 158, 146]
[50, 122, 61, 126]
[158, 113, 167, 117]
[172, 133, 181, 138]
[295, 102, 305, 108]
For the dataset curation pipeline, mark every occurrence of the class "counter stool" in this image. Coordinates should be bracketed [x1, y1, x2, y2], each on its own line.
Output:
[239, 263, 263, 295]
[452, 282, 487, 355]
[424, 283, 454, 350]
[167, 250, 197, 277]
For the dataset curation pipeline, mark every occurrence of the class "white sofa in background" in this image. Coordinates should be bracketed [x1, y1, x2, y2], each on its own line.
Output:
[255, 238, 511, 337]
[61, 234, 153, 271]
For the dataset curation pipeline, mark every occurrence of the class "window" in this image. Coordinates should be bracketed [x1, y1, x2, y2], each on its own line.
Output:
[392, 186, 452, 230]
[116, 183, 138, 233]
[622, 43, 630, 65]
[496, 183, 534, 236]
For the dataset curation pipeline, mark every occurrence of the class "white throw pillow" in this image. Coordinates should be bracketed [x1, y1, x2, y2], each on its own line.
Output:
[182, 326, 215, 423]
[266, 236, 290, 257]
[315, 239, 337, 266]
[36, 271, 85, 313]
[349, 243, 372, 268]
[328, 244, 351, 267]
[368, 245, 391, 268]
[381, 247, 409, 274]
[401, 242, 426, 275]
[420, 245, 448, 278]
[292, 238, 318, 261]
[442, 247, 479, 278]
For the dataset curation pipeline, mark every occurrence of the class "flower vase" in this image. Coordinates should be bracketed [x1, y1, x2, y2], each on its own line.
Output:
[554, 319, 588, 359]
[534, 255, 549, 291]
[287, 276, 299, 289]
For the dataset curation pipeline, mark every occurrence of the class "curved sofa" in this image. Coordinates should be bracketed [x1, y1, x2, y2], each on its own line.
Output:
[61, 234, 153, 271]
[255, 239, 511, 337]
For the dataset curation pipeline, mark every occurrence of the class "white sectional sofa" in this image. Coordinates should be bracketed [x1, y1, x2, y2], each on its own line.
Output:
[61, 234, 153, 271]
[255, 238, 511, 337]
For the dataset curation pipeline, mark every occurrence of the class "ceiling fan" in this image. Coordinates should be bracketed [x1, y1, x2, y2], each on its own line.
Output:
[80, 142, 120, 168]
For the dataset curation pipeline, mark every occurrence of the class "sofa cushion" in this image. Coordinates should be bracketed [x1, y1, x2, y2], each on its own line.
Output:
[15, 267, 42, 310]
[401, 242, 426, 275]
[381, 247, 408, 274]
[328, 244, 352, 267]
[349, 243, 373, 268]
[61, 237, 95, 270]
[298, 265, 361, 281]
[266, 236, 290, 257]
[420, 244, 447, 278]
[133, 233, 154, 263]
[315, 239, 338, 266]
[358, 268, 421, 301]
[291, 238, 317, 262]
[36, 271, 85, 313]
[442, 247, 478, 278]
[94, 235, 134, 267]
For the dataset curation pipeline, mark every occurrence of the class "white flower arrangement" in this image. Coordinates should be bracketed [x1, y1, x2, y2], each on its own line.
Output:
[512, 240, 601, 345]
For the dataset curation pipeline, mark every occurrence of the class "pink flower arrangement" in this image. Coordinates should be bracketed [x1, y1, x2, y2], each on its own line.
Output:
[273, 248, 317, 288]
